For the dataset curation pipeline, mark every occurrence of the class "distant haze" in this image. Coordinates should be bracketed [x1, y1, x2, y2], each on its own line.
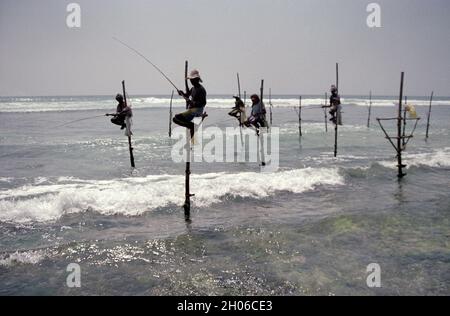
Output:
[0, 0, 449, 97]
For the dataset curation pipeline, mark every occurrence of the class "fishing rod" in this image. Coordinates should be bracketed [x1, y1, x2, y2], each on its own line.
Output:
[113, 37, 182, 93]
[55, 114, 109, 128]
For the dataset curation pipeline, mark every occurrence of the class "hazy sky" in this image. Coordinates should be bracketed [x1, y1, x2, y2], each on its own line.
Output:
[0, 0, 449, 96]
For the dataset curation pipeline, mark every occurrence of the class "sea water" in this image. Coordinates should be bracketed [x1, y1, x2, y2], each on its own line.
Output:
[0, 95, 449, 295]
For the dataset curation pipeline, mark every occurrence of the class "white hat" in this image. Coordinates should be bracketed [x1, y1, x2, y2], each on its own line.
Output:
[187, 69, 202, 82]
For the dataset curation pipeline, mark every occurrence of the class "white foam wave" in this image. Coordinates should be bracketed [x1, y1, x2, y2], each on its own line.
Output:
[0, 168, 344, 223]
[1, 96, 448, 113]
[378, 148, 450, 169]
[0, 250, 47, 266]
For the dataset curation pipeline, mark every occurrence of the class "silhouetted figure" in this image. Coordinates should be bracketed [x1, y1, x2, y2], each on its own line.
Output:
[173, 69, 207, 138]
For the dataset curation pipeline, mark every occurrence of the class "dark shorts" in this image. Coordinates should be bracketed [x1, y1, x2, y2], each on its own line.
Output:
[177, 107, 205, 122]
[111, 115, 125, 126]
[248, 115, 267, 128]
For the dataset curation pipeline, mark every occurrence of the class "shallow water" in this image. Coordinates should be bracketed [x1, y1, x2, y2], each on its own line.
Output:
[0, 95, 449, 295]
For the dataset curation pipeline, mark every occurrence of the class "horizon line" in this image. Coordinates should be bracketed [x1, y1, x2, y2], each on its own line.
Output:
[0, 93, 444, 99]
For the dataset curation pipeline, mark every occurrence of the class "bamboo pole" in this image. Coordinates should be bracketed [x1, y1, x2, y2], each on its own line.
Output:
[183, 61, 192, 220]
[334, 63, 339, 157]
[377, 118, 399, 151]
[425, 91, 434, 139]
[237, 73, 244, 147]
[169, 90, 174, 138]
[324, 92, 328, 132]
[334, 111, 338, 157]
[299, 96, 302, 137]
[402, 96, 407, 148]
[397, 72, 406, 178]
[122, 80, 135, 168]
[237, 73, 241, 98]
[367, 90, 372, 128]
[269, 88, 273, 127]
[260, 79, 266, 166]
[260, 80, 264, 104]
[336, 63, 339, 92]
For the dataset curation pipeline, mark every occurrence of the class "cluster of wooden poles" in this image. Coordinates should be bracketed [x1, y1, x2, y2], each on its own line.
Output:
[122, 63, 436, 221]
[377, 72, 434, 178]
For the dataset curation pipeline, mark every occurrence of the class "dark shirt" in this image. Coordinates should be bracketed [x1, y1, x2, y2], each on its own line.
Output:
[330, 93, 341, 106]
[189, 84, 207, 109]
[116, 102, 132, 117]
[116, 102, 126, 113]
[251, 101, 266, 117]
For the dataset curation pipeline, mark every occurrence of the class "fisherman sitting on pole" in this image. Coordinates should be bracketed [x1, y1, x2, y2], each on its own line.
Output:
[244, 94, 267, 134]
[322, 85, 341, 125]
[228, 96, 246, 126]
[174, 69, 207, 138]
[109, 93, 132, 130]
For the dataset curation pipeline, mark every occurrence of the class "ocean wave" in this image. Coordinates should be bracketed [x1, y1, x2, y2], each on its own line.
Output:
[1, 96, 448, 113]
[0, 168, 343, 223]
[0, 250, 47, 266]
[377, 148, 450, 169]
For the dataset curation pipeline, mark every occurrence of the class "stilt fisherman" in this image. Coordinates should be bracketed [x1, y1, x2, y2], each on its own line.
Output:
[228, 96, 247, 126]
[110, 93, 132, 130]
[244, 94, 267, 134]
[173, 69, 207, 138]
[323, 85, 341, 125]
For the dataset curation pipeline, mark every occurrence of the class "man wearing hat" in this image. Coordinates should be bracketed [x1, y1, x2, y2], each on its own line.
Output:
[174, 69, 207, 138]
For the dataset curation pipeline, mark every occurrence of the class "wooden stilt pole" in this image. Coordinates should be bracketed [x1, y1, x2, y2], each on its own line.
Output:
[425, 91, 434, 140]
[397, 72, 406, 178]
[336, 63, 339, 93]
[367, 90, 372, 128]
[324, 92, 328, 132]
[377, 73, 419, 178]
[259, 130, 266, 167]
[260, 80, 264, 106]
[269, 88, 273, 127]
[402, 96, 408, 148]
[169, 90, 174, 138]
[122, 80, 135, 168]
[236, 73, 244, 147]
[237, 73, 241, 98]
[334, 116, 338, 157]
[334, 63, 339, 157]
[183, 61, 192, 220]
[260, 79, 266, 166]
[299, 96, 302, 137]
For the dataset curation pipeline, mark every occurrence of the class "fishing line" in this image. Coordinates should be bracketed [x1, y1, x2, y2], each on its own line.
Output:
[113, 37, 181, 93]
[293, 105, 325, 116]
[302, 105, 327, 111]
[55, 114, 108, 128]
